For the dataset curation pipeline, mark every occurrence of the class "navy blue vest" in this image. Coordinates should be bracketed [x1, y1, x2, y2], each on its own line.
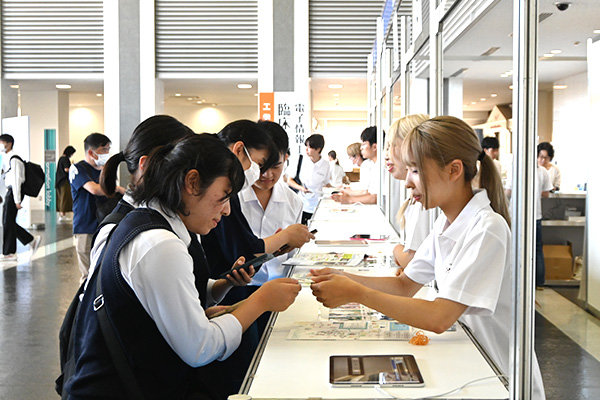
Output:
[63, 208, 213, 399]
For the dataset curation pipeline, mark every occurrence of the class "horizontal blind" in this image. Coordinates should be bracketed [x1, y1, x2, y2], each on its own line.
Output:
[442, 0, 495, 50]
[1, 0, 104, 74]
[310, 0, 385, 75]
[156, 0, 258, 74]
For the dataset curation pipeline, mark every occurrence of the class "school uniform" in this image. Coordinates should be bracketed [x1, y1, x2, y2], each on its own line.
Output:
[2, 150, 34, 255]
[298, 155, 330, 220]
[400, 201, 430, 252]
[359, 158, 373, 190]
[239, 181, 303, 285]
[329, 161, 345, 187]
[69, 160, 107, 282]
[404, 189, 545, 399]
[55, 155, 73, 213]
[64, 202, 239, 399]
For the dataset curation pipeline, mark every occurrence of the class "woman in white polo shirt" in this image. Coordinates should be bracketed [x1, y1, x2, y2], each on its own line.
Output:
[311, 116, 545, 399]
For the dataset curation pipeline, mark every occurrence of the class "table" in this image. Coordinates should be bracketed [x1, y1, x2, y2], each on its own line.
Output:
[241, 199, 509, 399]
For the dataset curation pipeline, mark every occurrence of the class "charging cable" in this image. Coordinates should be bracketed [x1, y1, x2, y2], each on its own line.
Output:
[374, 375, 506, 400]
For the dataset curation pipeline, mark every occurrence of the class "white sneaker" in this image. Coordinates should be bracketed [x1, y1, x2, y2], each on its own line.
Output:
[0, 253, 17, 262]
[30, 235, 41, 255]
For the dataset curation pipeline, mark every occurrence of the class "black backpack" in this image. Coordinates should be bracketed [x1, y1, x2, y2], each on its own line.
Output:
[10, 155, 45, 197]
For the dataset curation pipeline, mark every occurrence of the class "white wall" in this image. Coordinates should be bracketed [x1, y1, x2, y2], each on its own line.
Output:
[552, 72, 589, 192]
[164, 104, 257, 133]
[69, 105, 105, 163]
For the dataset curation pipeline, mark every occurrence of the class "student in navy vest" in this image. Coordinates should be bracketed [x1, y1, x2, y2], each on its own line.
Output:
[89, 115, 195, 273]
[63, 134, 301, 399]
[69, 133, 126, 283]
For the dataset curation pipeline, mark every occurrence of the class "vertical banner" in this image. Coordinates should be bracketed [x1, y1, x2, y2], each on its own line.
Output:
[274, 92, 309, 157]
[259, 92, 275, 121]
[44, 129, 56, 212]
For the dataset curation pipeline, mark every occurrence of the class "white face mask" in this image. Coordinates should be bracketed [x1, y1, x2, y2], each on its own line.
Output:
[242, 146, 261, 190]
[0, 144, 5, 153]
[95, 152, 110, 167]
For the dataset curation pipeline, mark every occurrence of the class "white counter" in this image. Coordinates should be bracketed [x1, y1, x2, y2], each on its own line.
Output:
[242, 199, 509, 399]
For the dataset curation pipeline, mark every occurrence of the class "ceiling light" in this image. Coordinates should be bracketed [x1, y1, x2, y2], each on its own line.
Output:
[333, 93, 340, 97]
[328, 84, 343, 89]
[211, 103, 217, 107]
[506, 70, 513, 76]
[594, 29, 600, 34]
[550, 49, 562, 54]
[509, 85, 513, 90]
[56, 84, 71, 89]
[196, 101, 203, 104]
[187, 97, 193, 101]
[237, 83, 252, 89]
[201, 99, 206, 102]
[254, 93, 259, 96]
[471, 101, 477, 105]
[480, 98, 487, 101]
[96, 93, 102, 97]
[543, 53, 555, 58]
[490, 93, 498, 97]
[9, 84, 19, 89]
[501, 73, 509, 78]
[175, 93, 181, 96]
[553, 84, 568, 89]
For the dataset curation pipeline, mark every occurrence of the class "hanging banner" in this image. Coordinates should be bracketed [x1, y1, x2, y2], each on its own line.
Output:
[44, 129, 56, 211]
[259, 92, 309, 157]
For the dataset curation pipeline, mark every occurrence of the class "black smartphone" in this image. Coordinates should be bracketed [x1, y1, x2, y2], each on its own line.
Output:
[351, 234, 371, 239]
[218, 253, 275, 280]
[272, 229, 318, 257]
[331, 191, 341, 194]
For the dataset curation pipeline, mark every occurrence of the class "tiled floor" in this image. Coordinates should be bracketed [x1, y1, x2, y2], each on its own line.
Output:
[0, 214, 599, 399]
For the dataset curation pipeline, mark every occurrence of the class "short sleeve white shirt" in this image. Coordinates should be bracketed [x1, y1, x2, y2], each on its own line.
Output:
[299, 156, 330, 213]
[546, 163, 561, 189]
[536, 166, 552, 220]
[239, 181, 303, 285]
[366, 159, 380, 195]
[401, 201, 430, 252]
[404, 190, 545, 399]
[359, 159, 374, 191]
[99, 201, 242, 367]
[329, 161, 345, 187]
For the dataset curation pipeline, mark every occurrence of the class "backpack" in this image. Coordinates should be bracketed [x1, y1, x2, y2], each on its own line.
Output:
[10, 155, 45, 197]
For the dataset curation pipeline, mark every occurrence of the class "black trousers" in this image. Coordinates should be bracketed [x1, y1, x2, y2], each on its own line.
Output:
[2, 188, 33, 255]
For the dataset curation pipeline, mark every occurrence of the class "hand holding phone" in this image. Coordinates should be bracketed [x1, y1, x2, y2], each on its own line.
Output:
[218, 253, 275, 280]
[273, 229, 318, 256]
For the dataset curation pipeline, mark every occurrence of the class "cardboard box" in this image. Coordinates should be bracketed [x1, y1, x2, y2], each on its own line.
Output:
[543, 243, 574, 280]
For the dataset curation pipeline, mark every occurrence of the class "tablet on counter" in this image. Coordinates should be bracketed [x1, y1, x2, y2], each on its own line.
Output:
[330, 355, 424, 387]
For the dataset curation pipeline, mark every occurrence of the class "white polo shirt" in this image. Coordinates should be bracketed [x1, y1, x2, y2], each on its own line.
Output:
[299, 156, 330, 213]
[359, 159, 374, 191]
[239, 181, 303, 285]
[329, 161, 345, 187]
[401, 201, 430, 252]
[404, 190, 545, 399]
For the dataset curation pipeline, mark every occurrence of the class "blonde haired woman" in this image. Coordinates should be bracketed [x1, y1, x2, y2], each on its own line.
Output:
[312, 116, 544, 399]
[385, 114, 431, 273]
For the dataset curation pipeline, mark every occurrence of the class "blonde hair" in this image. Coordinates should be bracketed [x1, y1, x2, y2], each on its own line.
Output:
[388, 114, 430, 229]
[401, 116, 510, 225]
[346, 142, 362, 159]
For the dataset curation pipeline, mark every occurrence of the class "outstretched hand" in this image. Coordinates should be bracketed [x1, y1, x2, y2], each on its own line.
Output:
[310, 273, 364, 308]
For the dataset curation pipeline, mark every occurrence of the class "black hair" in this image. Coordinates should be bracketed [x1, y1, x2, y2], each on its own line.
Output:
[305, 134, 325, 152]
[360, 126, 377, 145]
[481, 136, 500, 150]
[63, 145, 76, 157]
[328, 150, 337, 160]
[217, 119, 277, 173]
[84, 132, 111, 151]
[132, 133, 244, 217]
[257, 120, 289, 170]
[100, 115, 195, 195]
[537, 142, 555, 160]
[0, 134, 14, 146]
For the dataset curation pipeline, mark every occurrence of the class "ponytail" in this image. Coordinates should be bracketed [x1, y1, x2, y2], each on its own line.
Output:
[99, 151, 126, 197]
[396, 198, 411, 230]
[479, 153, 511, 225]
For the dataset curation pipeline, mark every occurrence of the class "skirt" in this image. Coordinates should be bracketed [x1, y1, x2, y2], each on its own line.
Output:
[56, 180, 73, 212]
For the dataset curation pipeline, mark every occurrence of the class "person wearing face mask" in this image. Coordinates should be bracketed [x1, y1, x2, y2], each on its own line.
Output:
[69, 133, 125, 283]
[0, 134, 41, 262]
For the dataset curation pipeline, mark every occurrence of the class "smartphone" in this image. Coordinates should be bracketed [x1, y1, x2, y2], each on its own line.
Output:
[218, 253, 275, 280]
[350, 234, 389, 240]
[273, 229, 318, 257]
[330, 355, 424, 387]
[331, 191, 341, 195]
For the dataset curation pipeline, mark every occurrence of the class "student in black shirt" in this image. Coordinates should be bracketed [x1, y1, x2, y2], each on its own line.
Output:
[56, 145, 76, 221]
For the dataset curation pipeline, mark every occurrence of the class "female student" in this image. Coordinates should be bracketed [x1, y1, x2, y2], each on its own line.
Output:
[311, 116, 545, 399]
[55, 145, 76, 221]
[202, 120, 314, 278]
[327, 150, 346, 187]
[385, 114, 431, 273]
[64, 134, 301, 399]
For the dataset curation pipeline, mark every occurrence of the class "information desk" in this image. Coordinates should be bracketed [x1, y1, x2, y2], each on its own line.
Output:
[241, 200, 508, 399]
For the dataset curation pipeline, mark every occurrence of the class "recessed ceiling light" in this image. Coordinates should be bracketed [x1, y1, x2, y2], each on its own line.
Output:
[201, 99, 206, 102]
[56, 84, 71, 89]
[480, 98, 487, 101]
[196, 101, 203, 104]
[490, 93, 498, 97]
[9, 84, 19, 89]
[328, 84, 343, 89]
[237, 83, 252, 89]
[175, 93, 181, 96]
[543, 53, 555, 58]
[187, 97, 193, 101]
[96, 93, 102, 97]
[471, 101, 477, 105]
[550, 49, 562, 54]
[509, 85, 513, 90]
[211, 103, 217, 107]
[553, 84, 568, 89]
[254, 93, 259, 96]
[594, 29, 600, 34]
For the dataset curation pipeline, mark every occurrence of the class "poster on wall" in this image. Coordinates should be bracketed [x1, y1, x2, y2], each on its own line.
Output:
[259, 92, 309, 157]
